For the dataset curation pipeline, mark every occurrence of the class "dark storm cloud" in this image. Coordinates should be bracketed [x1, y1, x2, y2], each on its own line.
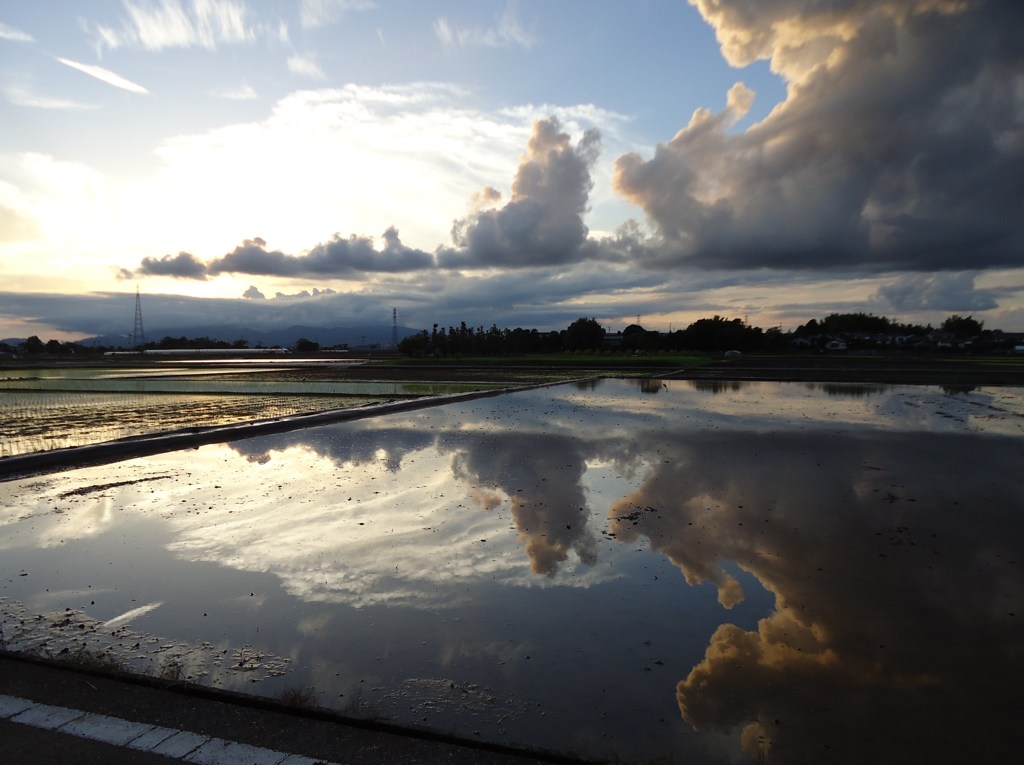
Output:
[205, 229, 435, 277]
[875, 271, 999, 312]
[133, 251, 209, 279]
[438, 117, 602, 269]
[614, 0, 1024, 271]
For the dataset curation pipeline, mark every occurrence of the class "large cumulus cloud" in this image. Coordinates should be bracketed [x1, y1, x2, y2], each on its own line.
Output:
[126, 115, 621, 280]
[614, 0, 1024, 271]
[438, 117, 602, 269]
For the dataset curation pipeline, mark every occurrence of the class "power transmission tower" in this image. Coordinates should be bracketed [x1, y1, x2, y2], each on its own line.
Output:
[391, 307, 398, 348]
[132, 285, 145, 349]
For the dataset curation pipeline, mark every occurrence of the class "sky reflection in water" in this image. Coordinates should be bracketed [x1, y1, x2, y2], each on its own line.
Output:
[2, 379, 1022, 763]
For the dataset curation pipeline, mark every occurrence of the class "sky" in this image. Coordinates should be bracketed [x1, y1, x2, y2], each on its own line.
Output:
[1, 0, 1023, 341]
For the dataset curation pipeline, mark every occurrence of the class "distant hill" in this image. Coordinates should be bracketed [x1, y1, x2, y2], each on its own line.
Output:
[6, 324, 423, 349]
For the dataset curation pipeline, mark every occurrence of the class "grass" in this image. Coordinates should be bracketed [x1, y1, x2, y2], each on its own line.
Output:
[57, 645, 128, 673]
[156, 658, 187, 683]
[277, 686, 319, 709]
[340, 687, 385, 720]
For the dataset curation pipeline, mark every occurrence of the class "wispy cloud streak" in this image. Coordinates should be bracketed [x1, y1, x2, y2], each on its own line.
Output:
[435, 4, 536, 51]
[57, 58, 149, 94]
[95, 0, 254, 51]
[0, 22, 33, 42]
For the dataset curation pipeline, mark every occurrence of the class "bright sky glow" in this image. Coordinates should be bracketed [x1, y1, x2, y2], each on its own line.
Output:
[1, 0, 1022, 340]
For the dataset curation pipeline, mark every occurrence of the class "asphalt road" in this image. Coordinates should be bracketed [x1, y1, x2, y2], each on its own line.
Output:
[0, 654, 578, 765]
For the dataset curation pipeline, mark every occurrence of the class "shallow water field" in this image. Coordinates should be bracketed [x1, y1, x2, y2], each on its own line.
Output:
[0, 391, 385, 457]
[2, 379, 1022, 762]
[0, 371, 499, 457]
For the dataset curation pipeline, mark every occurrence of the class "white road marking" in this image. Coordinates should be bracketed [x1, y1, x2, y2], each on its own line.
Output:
[1, 694, 339, 764]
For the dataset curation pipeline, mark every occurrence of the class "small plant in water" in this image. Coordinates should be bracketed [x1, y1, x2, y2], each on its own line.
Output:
[277, 686, 318, 709]
[59, 645, 127, 673]
[157, 659, 187, 682]
[341, 687, 385, 721]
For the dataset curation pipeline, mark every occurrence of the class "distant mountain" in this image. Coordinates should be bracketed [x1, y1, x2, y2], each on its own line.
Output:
[73, 323, 423, 349]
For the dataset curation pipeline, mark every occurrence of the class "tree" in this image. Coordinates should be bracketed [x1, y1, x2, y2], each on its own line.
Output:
[293, 337, 320, 353]
[399, 331, 429, 357]
[942, 314, 983, 338]
[564, 317, 605, 351]
[680, 316, 763, 352]
[818, 312, 894, 335]
[22, 335, 44, 354]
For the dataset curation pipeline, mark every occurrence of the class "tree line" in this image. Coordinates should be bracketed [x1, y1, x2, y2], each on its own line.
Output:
[1, 312, 1003, 358]
[399, 312, 1004, 357]
[398, 315, 774, 356]
[1, 335, 259, 356]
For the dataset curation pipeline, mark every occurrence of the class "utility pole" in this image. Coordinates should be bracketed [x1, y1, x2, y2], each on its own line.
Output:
[132, 285, 145, 350]
[391, 307, 398, 348]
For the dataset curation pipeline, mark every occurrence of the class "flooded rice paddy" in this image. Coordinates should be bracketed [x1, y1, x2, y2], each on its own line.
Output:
[1, 379, 1023, 763]
[0, 366, 499, 457]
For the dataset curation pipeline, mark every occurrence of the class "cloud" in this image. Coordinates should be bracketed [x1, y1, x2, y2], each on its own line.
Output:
[241, 284, 265, 299]
[206, 229, 435, 276]
[0, 22, 33, 42]
[127, 114, 608, 281]
[438, 117, 601, 268]
[134, 251, 209, 279]
[266, 287, 335, 299]
[0, 204, 41, 241]
[613, 0, 1024, 271]
[3, 86, 95, 110]
[875, 271, 999, 312]
[287, 53, 326, 80]
[57, 58, 149, 94]
[213, 83, 257, 100]
[435, 3, 537, 51]
[299, 0, 376, 29]
[95, 0, 254, 51]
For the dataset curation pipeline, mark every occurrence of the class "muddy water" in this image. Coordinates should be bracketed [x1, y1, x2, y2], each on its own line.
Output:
[2, 379, 1022, 763]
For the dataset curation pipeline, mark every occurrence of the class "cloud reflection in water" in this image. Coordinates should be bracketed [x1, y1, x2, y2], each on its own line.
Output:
[2, 380, 1022, 762]
[609, 426, 1024, 762]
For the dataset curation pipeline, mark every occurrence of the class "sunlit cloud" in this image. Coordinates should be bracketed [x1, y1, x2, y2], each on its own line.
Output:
[287, 53, 326, 80]
[615, 0, 1024, 272]
[299, 0, 376, 30]
[213, 83, 258, 100]
[94, 0, 254, 51]
[3, 86, 95, 110]
[435, 3, 537, 51]
[0, 22, 33, 42]
[56, 58, 149, 94]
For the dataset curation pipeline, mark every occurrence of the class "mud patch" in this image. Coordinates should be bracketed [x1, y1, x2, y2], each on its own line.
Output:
[0, 598, 292, 687]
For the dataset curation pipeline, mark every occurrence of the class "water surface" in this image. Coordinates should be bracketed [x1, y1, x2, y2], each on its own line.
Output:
[1, 380, 1021, 763]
